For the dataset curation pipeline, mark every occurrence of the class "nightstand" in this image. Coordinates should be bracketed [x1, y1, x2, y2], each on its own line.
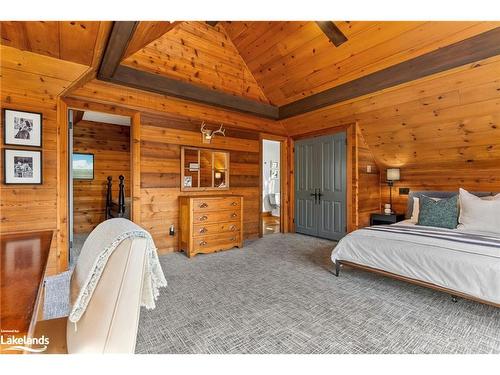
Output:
[370, 213, 406, 226]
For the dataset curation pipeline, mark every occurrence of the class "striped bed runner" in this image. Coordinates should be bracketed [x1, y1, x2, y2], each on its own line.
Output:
[361, 225, 500, 249]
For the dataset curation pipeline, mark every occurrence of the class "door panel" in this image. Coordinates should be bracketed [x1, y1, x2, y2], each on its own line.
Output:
[318, 132, 347, 240]
[295, 132, 347, 240]
[294, 139, 317, 235]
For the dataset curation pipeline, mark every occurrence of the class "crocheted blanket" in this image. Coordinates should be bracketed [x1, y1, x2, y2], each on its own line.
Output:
[68, 218, 167, 323]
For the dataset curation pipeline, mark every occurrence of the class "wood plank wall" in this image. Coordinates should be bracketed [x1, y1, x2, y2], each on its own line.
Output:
[0, 95, 59, 275]
[284, 54, 500, 219]
[139, 112, 261, 253]
[0, 46, 88, 276]
[73, 120, 130, 234]
[356, 127, 380, 227]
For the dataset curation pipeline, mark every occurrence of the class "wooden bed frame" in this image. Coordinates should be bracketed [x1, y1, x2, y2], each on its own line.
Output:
[334, 260, 500, 309]
[332, 190, 500, 309]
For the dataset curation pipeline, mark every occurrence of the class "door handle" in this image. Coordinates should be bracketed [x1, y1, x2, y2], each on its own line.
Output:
[310, 189, 318, 203]
[317, 190, 323, 202]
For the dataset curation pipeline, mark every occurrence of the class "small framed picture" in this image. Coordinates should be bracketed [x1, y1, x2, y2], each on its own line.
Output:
[189, 162, 199, 172]
[3, 149, 42, 185]
[3, 108, 42, 147]
[72, 153, 94, 180]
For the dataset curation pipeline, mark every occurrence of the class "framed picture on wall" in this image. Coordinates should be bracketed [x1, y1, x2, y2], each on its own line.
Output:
[72, 153, 94, 180]
[184, 176, 192, 187]
[3, 108, 42, 147]
[3, 149, 42, 185]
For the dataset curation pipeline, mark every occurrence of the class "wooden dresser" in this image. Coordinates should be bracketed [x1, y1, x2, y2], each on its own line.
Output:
[179, 195, 244, 258]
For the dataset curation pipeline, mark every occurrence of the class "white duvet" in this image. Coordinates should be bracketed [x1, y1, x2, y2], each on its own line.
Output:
[331, 220, 500, 305]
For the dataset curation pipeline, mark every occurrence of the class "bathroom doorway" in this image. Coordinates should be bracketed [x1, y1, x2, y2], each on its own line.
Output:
[262, 139, 281, 235]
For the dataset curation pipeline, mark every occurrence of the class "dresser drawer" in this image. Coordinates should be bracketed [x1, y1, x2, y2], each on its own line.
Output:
[193, 197, 241, 212]
[193, 222, 240, 237]
[193, 233, 240, 254]
[193, 210, 240, 224]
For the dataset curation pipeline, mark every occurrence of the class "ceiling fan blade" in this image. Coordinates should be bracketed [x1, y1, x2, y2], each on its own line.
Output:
[315, 21, 348, 47]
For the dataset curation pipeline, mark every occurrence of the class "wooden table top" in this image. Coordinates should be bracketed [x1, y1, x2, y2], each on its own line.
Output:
[1, 231, 53, 351]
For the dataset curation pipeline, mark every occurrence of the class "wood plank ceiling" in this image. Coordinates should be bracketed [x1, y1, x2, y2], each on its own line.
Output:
[121, 22, 270, 103]
[222, 21, 500, 106]
[0, 21, 111, 66]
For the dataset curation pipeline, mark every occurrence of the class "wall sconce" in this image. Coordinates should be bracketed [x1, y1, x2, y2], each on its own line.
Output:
[386, 168, 400, 214]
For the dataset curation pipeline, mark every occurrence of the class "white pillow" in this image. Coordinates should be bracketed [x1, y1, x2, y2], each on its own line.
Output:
[458, 188, 500, 234]
[410, 197, 420, 223]
[410, 196, 441, 223]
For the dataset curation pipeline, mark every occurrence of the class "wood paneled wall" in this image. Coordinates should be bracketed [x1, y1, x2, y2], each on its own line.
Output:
[139, 113, 261, 253]
[284, 54, 500, 219]
[356, 127, 380, 228]
[0, 47, 88, 275]
[71, 79, 287, 135]
[73, 120, 130, 234]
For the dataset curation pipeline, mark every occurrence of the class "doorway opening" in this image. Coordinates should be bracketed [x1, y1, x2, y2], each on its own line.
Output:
[262, 139, 281, 235]
[68, 109, 132, 267]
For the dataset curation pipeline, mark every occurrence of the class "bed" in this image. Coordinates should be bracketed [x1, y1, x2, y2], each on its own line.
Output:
[331, 191, 500, 307]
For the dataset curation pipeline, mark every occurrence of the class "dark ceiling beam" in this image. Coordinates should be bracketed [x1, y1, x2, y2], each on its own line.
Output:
[315, 21, 348, 47]
[280, 26, 500, 119]
[206, 21, 219, 27]
[97, 21, 278, 119]
[110, 65, 279, 119]
[98, 21, 138, 79]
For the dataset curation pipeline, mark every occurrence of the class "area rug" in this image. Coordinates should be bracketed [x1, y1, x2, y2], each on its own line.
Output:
[44, 233, 500, 353]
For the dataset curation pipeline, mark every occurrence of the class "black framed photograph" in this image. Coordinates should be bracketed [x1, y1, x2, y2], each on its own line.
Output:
[3, 149, 42, 185]
[72, 153, 94, 180]
[3, 108, 43, 147]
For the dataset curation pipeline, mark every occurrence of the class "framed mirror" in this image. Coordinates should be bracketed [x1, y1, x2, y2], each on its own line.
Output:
[181, 147, 229, 191]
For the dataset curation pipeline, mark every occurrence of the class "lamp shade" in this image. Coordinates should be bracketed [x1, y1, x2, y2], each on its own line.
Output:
[386, 168, 400, 181]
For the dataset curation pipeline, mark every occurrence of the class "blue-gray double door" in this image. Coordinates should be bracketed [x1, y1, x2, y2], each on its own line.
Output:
[295, 132, 347, 241]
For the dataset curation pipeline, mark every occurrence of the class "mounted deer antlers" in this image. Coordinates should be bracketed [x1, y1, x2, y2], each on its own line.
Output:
[201, 122, 226, 144]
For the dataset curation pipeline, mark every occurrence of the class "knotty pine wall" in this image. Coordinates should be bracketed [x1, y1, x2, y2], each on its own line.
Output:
[139, 112, 260, 253]
[0, 93, 59, 275]
[73, 120, 130, 234]
[284, 54, 500, 218]
[356, 128, 381, 228]
[0, 46, 89, 276]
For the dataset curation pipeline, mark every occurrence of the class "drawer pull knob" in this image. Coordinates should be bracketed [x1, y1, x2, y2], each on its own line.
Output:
[230, 237, 236, 241]
[199, 240, 207, 246]
[230, 202, 237, 206]
[230, 213, 237, 218]
[199, 202, 208, 208]
[199, 227, 208, 233]
[230, 225, 237, 231]
[199, 215, 208, 221]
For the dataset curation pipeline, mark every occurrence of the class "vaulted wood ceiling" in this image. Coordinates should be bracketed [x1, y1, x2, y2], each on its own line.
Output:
[119, 21, 500, 108]
[3, 20, 500, 170]
[222, 21, 500, 106]
[121, 21, 269, 103]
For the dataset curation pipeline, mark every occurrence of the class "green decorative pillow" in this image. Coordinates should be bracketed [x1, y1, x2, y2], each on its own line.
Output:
[417, 195, 459, 229]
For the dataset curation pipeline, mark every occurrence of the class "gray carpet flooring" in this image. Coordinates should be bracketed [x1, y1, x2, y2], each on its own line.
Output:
[44, 233, 500, 354]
